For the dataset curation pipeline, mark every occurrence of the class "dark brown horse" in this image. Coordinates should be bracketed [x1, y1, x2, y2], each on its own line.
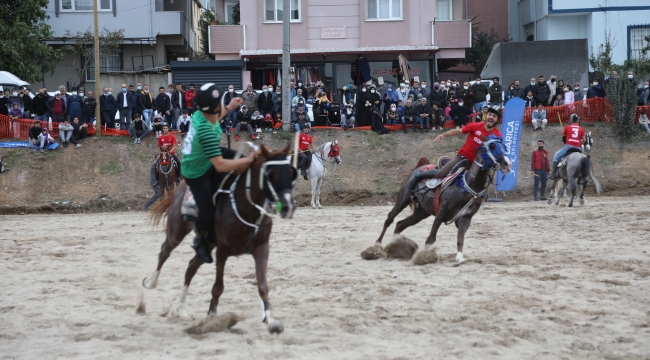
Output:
[143, 144, 297, 334]
[156, 148, 178, 198]
[375, 137, 512, 263]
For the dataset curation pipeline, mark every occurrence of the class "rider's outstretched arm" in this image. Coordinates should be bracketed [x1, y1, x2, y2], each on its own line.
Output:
[211, 153, 255, 174]
[434, 128, 463, 142]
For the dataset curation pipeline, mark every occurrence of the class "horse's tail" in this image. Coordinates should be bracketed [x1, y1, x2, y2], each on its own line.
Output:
[403, 157, 431, 211]
[150, 188, 175, 227]
[582, 156, 601, 195]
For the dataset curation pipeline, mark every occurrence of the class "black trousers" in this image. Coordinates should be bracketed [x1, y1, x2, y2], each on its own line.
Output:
[298, 150, 311, 170]
[184, 147, 236, 233]
[434, 155, 465, 179]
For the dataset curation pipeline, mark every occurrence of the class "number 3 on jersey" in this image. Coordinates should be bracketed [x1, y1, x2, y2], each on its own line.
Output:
[572, 128, 579, 138]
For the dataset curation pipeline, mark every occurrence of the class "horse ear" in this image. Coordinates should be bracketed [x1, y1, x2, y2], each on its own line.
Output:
[260, 145, 270, 158]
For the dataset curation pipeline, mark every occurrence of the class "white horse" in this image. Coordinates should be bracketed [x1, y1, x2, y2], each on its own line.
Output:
[306, 141, 341, 209]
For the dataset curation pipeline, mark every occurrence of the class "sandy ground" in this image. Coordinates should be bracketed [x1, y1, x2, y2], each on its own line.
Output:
[1, 197, 650, 359]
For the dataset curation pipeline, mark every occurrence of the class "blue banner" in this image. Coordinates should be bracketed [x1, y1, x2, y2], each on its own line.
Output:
[496, 98, 525, 191]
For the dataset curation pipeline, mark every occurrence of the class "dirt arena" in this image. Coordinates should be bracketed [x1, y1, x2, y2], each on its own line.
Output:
[1, 197, 650, 359]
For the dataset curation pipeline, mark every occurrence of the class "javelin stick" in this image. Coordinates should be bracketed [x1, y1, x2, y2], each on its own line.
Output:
[292, 132, 300, 168]
[557, 113, 563, 130]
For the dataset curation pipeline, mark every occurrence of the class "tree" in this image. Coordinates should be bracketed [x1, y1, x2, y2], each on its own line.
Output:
[606, 78, 638, 140]
[62, 28, 124, 89]
[589, 32, 616, 82]
[462, 27, 510, 76]
[0, 0, 63, 83]
[199, 9, 216, 57]
[232, 2, 240, 25]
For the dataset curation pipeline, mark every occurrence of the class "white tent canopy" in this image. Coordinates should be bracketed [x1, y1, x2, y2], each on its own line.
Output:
[0, 71, 30, 87]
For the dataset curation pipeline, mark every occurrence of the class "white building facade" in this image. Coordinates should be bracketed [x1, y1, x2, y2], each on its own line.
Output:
[509, 0, 650, 65]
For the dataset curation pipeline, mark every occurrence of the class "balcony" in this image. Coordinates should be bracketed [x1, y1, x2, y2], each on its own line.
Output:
[209, 25, 245, 54]
[152, 11, 185, 37]
[431, 20, 472, 49]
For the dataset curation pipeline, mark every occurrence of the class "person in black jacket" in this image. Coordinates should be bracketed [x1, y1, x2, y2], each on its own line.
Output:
[533, 75, 551, 106]
[234, 105, 254, 141]
[21, 88, 33, 118]
[401, 98, 417, 133]
[82, 91, 97, 124]
[99, 87, 117, 128]
[256, 86, 273, 117]
[449, 99, 472, 128]
[32, 89, 49, 120]
[116, 84, 134, 130]
[431, 101, 445, 131]
[223, 85, 239, 129]
[28, 121, 45, 152]
[171, 83, 185, 128]
[153, 86, 171, 125]
[415, 98, 431, 133]
[428, 82, 448, 106]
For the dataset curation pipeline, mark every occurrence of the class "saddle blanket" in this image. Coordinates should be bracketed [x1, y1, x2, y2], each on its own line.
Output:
[181, 188, 198, 219]
[425, 168, 464, 189]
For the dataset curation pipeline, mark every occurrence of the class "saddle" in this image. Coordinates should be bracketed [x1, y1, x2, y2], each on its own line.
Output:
[411, 157, 469, 215]
[558, 147, 584, 168]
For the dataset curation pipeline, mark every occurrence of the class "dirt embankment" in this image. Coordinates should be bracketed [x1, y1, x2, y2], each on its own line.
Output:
[1, 123, 649, 214]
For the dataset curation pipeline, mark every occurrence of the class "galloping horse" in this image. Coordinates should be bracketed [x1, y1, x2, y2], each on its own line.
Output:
[548, 151, 601, 207]
[157, 147, 178, 198]
[144, 144, 297, 334]
[375, 137, 511, 263]
[306, 141, 341, 209]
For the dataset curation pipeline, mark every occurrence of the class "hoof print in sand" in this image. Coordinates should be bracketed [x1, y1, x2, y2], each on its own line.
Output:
[184, 312, 243, 335]
[361, 244, 387, 260]
[384, 235, 419, 260]
[412, 247, 438, 265]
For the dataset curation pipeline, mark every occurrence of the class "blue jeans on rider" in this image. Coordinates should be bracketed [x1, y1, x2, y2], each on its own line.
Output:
[474, 101, 487, 113]
[142, 109, 153, 127]
[295, 122, 311, 132]
[533, 170, 548, 200]
[416, 116, 429, 130]
[553, 145, 580, 162]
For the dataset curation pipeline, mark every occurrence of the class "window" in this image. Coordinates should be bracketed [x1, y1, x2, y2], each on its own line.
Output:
[61, 0, 111, 12]
[265, 0, 300, 22]
[630, 26, 650, 60]
[85, 49, 121, 82]
[437, 0, 452, 21]
[367, 0, 402, 20]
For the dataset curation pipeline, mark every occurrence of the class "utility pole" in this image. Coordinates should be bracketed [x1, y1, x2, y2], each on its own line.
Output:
[281, 0, 291, 131]
[93, 0, 102, 135]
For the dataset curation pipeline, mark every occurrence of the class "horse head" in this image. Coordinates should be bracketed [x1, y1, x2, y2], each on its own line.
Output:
[159, 147, 171, 164]
[328, 140, 341, 164]
[479, 135, 511, 174]
[260, 143, 297, 219]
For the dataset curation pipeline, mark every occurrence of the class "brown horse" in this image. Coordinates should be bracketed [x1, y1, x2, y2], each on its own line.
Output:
[156, 148, 178, 198]
[374, 137, 511, 263]
[143, 144, 297, 334]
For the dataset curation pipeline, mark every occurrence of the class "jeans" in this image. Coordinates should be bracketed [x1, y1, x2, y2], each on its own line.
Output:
[453, 115, 470, 127]
[641, 123, 650, 133]
[553, 145, 580, 162]
[294, 122, 312, 132]
[533, 170, 548, 200]
[119, 107, 132, 130]
[82, 114, 95, 124]
[34, 114, 48, 121]
[171, 108, 181, 130]
[235, 122, 253, 135]
[416, 116, 429, 130]
[340, 114, 355, 127]
[386, 117, 399, 125]
[474, 101, 487, 113]
[59, 129, 73, 142]
[129, 128, 149, 140]
[22, 111, 31, 119]
[142, 109, 153, 127]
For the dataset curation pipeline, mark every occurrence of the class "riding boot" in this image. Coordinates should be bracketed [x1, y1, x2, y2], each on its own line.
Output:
[192, 229, 213, 264]
[550, 161, 558, 180]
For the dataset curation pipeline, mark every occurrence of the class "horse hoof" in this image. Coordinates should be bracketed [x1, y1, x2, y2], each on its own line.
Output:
[317, 205, 322, 209]
[546, 198, 553, 205]
[456, 252, 465, 263]
[568, 203, 573, 208]
[268, 320, 284, 334]
[142, 277, 156, 290]
[312, 205, 316, 209]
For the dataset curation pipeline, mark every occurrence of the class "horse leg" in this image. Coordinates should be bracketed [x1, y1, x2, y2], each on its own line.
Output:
[208, 246, 230, 315]
[424, 211, 446, 248]
[579, 177, 587, 206]
[555, 181, 567, 206]
[143, 219, 192, 289]
[394, 207, 430, 235]
[175, 253, 209, 318]
[252, 241, 284, 334]
[310, 176, 317, 209]
[316, 178, 323, 209]
[375, 189, 413, 245]
[547, 180, 556, 205]
[455, 216, 473, 263]
[568, 177, 577, 207]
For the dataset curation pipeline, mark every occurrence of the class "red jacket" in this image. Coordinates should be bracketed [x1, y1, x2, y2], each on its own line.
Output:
[184, 90, 196, 109]
[531, 149, 550, 171]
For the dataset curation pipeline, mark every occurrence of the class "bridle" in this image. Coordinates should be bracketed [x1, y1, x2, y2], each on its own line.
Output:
[313, 142, 341, 168]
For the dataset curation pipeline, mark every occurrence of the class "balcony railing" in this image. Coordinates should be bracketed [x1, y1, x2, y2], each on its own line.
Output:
[209, 25, 244, 54]
[431, 20, 472, 48]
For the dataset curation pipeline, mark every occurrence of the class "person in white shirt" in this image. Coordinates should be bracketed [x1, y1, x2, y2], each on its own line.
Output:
[532, 104, 547, 131]
[177, 109, 192, 137]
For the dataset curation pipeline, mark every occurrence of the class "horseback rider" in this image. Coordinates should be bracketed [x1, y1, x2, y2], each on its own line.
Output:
[181, 83, 256, 264]
[421, 107, 503, 183]
[297, 125, 316, 180]
[550, 114, 586, 180]
[151, 123, 181, 186]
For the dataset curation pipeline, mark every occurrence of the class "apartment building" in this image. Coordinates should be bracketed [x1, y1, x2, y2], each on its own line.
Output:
[42, 0, 203, 93]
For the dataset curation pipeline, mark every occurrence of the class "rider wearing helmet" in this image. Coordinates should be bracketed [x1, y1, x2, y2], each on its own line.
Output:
[430, 107, 503, 179]
[550, 113, 585, 180]
[182, 83, 256, 263]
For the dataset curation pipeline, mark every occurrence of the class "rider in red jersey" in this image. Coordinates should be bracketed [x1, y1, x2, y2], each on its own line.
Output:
[151, 123, 181, 185]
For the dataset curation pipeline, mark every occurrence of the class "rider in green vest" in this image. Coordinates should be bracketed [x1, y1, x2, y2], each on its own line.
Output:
[182, 83, 255, 263]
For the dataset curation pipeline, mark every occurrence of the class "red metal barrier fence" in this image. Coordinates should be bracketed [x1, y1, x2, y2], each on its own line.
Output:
[1, 98, 646, 139]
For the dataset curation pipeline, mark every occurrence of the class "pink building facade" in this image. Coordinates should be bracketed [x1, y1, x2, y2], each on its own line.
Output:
[210, 0, 472, 101]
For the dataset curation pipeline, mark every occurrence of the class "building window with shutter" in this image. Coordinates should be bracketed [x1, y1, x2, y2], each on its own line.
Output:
[61, 0, 111, 12]
[85, 49, 121, 82]
[264, 0, 300, 22]
[437, 0, 452, 21]
[629, 26, 650, 60]
[367, 0, 402, 21]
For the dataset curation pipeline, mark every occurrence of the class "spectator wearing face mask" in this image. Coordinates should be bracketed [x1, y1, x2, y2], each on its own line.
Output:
[523, 77, 537, 100]
[20, 88, 32, 118]
[133, 82, 143, 116]
[397, 82, 410, 105]
[401, 98, 417, 133]
[637, 81, 650, 106]
[47, 91, 67, 122]
[547, 75, 557, 103]
[626, 71, 637, 88]
[532, 104, 547, 131]
[355, 85, 371, 127]
[256, 86, 273, 118]
[573, 82, 585, 102]
[385, 103, 399, 125]
[8, 89, 23, 114]
[100, 87, 117, 128]
[414, 98, 431, 133]
[382, 84, 398, 118]
[524, 90, 536, 107]
[533, 75, 551, 106]
[291, 89, 305, 111]
[67, 88, 84, 126]
[510, 80, 524, 99]
[449, 99, 471, 129]
[563, 84, 574, 106]
[271, 86, 282, 119]
[431, 102, 444, 131]
[587, 79, 605, 99]
[489, 77, 503, 108]
[116, 84, 133, 130]
[340, 101, 356, 130]
[429, 82, 447, 107]
[242, 83, 258, 113]
[31, 90, 49, 120]
[470, 76, 489, 113]
[409, 81, 424, 100]
[463, 83, 475, 111]
[234, 105, 254, 141]
[223, 84, 239, 129]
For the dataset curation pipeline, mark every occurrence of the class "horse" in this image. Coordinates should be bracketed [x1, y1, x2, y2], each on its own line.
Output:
[374, 137, 512, 263]
[156, 147, 178, 198]
[306, 141, 341, 209]
[143, 144, 297, 334]
[547, 151, 601, 207]
[582, 131, 593, 152]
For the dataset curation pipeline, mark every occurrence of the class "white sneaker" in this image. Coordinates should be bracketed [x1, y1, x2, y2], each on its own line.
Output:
[75, 144, 81, 148]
